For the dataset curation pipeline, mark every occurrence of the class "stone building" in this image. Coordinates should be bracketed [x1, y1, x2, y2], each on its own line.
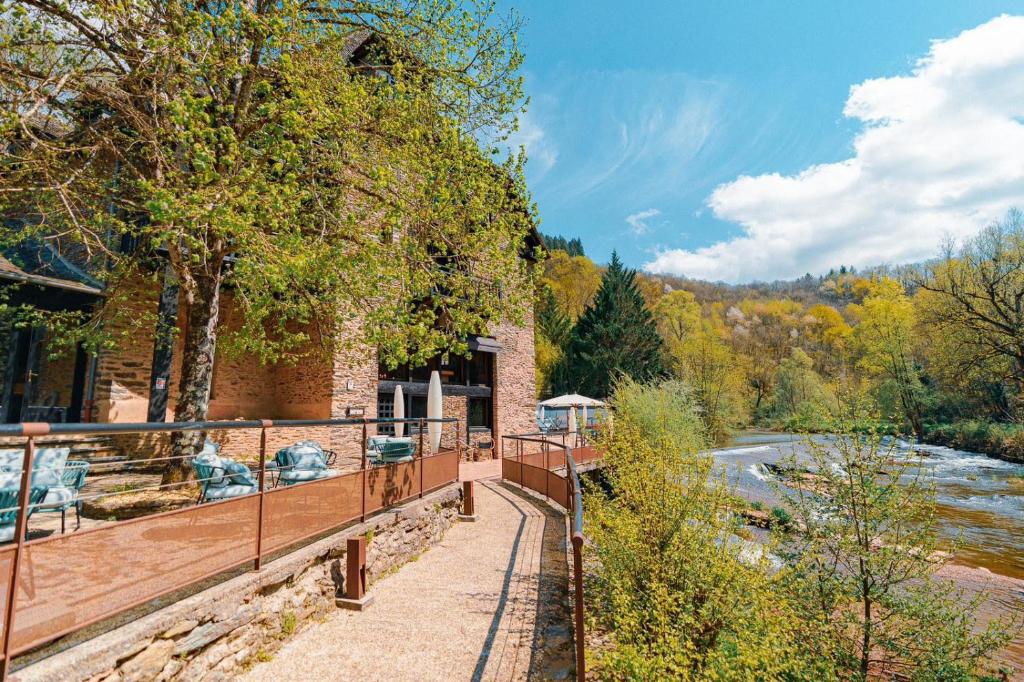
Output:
[0, 246, 538, 467]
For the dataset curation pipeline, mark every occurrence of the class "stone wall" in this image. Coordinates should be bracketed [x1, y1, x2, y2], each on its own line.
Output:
[88, 276, 537, 466]
[16, 485, 463, 682]
[492, 311, 537, 457]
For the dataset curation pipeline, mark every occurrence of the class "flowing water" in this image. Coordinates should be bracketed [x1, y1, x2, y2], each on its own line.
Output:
[711, 432, 1024, 671]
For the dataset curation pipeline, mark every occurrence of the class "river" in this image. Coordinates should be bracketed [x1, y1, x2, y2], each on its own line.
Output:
[711, 431, 1024, 673]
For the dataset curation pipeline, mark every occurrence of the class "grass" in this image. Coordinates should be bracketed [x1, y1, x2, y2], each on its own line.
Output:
[280, 611, 297, 636]
[107, 482, 145, 493]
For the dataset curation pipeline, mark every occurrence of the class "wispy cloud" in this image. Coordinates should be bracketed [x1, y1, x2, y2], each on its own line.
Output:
[527, 69, 726, 205]
[508, 109, 558, 179]
[645, 15, 1024, 282]
[626, 208, 661, 235]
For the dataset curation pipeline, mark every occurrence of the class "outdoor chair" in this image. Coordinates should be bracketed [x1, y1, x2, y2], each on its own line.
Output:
[0, 446, 70, 485]
[0, 484, 49, 543]
[376, 438, 416, 464]
[274, 441, 339, 485]
[536, 416, 558, 433]
[192, 442, 258, 503]
[36, 460, 89, 533]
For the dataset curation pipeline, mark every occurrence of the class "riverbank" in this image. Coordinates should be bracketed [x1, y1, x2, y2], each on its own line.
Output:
[922, 421, 1024, 465]
[750, 420, 1024, 465]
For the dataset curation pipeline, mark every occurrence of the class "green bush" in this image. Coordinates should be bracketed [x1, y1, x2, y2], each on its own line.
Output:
[923, 420, 1024, 462]
[587, 379, 832, 680]
[769, 506, 792, 528]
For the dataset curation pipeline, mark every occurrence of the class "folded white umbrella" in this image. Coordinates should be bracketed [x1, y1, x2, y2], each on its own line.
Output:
[427, 370, 442, 453]
[393, 385, 405, 438]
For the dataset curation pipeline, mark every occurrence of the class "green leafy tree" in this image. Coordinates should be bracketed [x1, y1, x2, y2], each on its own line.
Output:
[852, 279, 927, 436]
[553, 253, 664, 398]
[776, 418, 1017, 680]
[587, 379, 832, 681]
[0, 0, 533, 480]
[916, 210, 1024, 420]
[769, 347, 835, 429]
[534, 284, 571, 397]
[541, 232, 585, 257]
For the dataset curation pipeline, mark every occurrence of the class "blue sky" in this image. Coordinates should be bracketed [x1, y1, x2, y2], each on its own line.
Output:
[500, 1, 1024, 282]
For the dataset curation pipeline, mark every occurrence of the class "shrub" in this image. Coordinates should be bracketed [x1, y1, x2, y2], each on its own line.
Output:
[776, 429, 1017, 679]
[586, 379, 831, 680]
[769, 506, 792, 528]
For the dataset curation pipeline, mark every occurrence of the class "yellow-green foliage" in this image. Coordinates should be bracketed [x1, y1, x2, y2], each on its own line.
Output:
[586, 380, 834, 681]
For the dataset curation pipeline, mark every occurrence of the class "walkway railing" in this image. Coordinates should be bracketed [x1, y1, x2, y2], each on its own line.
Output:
[500, 432, 602, 682]
[0, 416, 461, 679]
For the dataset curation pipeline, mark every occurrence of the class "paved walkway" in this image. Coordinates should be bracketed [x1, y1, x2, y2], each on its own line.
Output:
[241, 479, 572, 682]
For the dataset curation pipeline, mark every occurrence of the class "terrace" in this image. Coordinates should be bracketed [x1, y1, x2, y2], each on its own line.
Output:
[0, 417, 602, 681]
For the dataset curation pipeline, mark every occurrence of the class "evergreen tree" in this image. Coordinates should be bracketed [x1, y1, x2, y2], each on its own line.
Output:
[554, 253, 665, 397]
[536, 285, 572, 348]
[541, 233, 585, 257]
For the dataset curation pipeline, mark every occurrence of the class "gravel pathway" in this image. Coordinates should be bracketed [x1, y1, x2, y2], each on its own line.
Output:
[241, 480, 571, 682]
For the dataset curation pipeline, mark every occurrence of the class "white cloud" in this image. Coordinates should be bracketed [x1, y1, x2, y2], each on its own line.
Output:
[626, 208, 662, 235]
[644, 15, 1024, 282]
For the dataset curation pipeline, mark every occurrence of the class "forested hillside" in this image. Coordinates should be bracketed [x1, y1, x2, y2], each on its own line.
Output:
[537, 216, 1024, 459]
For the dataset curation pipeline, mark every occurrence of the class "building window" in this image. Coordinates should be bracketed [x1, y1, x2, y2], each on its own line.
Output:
[377, 393, 429, 434]
[467, 353, 493, 387]
[377, 392, 395, 435]
[468, 397, 492, 430]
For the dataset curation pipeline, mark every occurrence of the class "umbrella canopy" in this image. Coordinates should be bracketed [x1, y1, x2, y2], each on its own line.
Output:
[393, 385, 405, 438]
[568, 406, 577, 434]
[427, 370, 442, 453]
[538, 393, 606, 408]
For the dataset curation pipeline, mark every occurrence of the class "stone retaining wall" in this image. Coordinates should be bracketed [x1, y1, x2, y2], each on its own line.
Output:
[15, 484, 463, 682]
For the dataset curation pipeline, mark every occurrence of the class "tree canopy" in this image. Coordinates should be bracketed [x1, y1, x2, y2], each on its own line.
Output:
[1, 0, 535, 478]
[551, 253, 664, 398]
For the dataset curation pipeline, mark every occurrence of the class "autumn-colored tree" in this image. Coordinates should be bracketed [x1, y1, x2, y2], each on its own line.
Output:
[726, 299, 804, 413]
[852, 279, 926, 436]
[541, 250, 601, 320]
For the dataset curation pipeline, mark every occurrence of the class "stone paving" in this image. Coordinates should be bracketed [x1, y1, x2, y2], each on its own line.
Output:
[241, 478, 573, 682]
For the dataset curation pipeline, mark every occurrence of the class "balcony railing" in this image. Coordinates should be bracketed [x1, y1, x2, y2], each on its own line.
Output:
[500, 432, 603, 682]
[0, 416, 461, 679]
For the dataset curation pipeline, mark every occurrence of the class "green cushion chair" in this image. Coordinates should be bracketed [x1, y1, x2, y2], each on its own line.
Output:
[192, 442, 258, 503]
[36, 460, 89, 533]
[377, 439, 416, 464]
[0, 484, 49, 543]
[275, 441, 339, 485]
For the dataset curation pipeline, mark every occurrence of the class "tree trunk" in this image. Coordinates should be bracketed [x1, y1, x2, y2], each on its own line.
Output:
[163, 274, 222, 484]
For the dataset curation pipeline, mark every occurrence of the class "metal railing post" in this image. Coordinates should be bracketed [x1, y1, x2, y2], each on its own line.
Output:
[1, 429, 41, 681]
[360, 419, 368, 471]
[418, 419, 425, 499]
[572, 532, 585, 682]
[254, 420, 270, 571]
[418, 418, 425, 458]
[345, 536, 367, 600]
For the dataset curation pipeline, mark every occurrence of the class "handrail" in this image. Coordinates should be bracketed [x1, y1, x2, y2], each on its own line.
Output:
[0, 416, 457, 438]
[0, 416, 464, 680]
[501, 431, 595, 682]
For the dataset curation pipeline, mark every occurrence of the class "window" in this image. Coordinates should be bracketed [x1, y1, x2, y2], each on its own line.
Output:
[377, 393, 395, 435]
[378, 393, 428, 435]
[439, 355, 465, 385]
[468, 397, 492, 430]
[467, 353, 493, 387]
